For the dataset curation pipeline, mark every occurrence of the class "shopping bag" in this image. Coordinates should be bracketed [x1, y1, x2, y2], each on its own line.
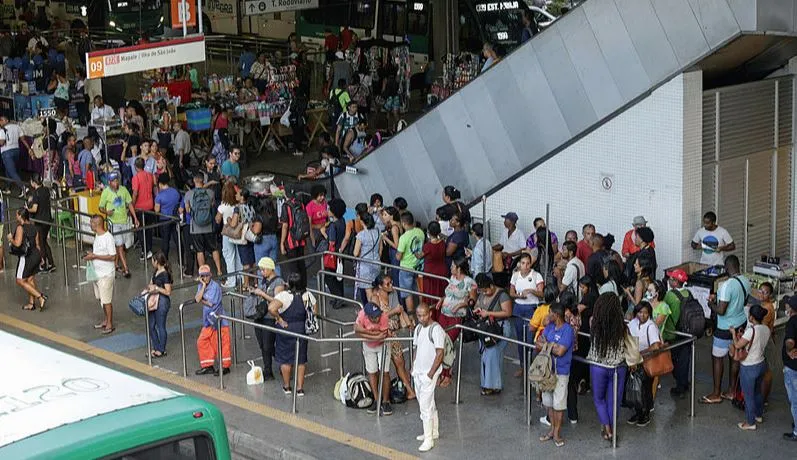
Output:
[128, 295, 146, 317]
[280, 108, 291, 127]
[85, 261, 99, 282]
[246, 360, 264, 385]
[626, 367, 645, 411]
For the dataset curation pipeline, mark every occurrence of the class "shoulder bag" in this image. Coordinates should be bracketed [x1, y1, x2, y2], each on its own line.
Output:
[730, 325, 755, 362]
[642, 324, 673, 377]
[221, 206, 245, 241]
[624, 332, 644, 367]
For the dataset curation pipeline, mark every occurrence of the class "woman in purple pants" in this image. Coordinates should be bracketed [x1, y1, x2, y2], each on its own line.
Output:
[586, 293, 628, 442]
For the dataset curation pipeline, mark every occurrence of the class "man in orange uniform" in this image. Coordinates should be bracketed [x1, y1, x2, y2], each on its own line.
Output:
[195, 265, 231, 376]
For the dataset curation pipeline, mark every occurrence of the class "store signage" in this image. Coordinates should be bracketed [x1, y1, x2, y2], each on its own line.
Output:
[85, 36, 206, 80]
[244, 0, 319, 16]
[412, 2, 424, 11]
[475, 1, 519, 12]
[38, 107, 57, 118]
[206, 0, 235, 14]
[171, 0, 198, 28]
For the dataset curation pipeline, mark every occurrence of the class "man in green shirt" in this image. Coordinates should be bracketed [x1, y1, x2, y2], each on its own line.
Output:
[98, 172, 140, 278]
[396, 212, 424, 313]
[663, 269, 691, 397]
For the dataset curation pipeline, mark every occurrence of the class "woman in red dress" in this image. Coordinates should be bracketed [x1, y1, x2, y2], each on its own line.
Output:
[416, 222, 449, 319]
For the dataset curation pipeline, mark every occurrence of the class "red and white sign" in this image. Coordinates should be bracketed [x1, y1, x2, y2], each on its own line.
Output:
[86, 36, 206, 80]
[171, 0, 197, 28]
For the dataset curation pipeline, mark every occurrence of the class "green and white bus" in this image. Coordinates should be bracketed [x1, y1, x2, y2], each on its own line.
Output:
[0, 330, 231, 460]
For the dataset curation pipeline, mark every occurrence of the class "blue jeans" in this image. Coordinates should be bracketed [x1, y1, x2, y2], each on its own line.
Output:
[512, 302, 536, 367]
[398, 269, 417, 300]
[221, 235, 242, 286]
[1, 148, 21, 182]
[148, 296, 171, 353]
[590, 365, 627, 426]
[253, 234, 280, 277]
[785, 366, 797, 435]
[740, 361, 766, 425]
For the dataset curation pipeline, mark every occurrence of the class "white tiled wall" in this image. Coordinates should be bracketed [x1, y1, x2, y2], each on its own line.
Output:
[474, 73, 699, 277]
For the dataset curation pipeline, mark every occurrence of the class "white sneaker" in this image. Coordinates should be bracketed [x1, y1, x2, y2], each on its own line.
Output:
[292, 151, 304, 156]
[540, 416, 551, 426]
[416, 433, 440, 441]
[418, 438, 434, 452]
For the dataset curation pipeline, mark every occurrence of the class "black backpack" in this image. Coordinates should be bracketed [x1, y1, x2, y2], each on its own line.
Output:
[674, 289, 706, 338]
[327, 89, 345, 127]
[286, 198, 310, 244]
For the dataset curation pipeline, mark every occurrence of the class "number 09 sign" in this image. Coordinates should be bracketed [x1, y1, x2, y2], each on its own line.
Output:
[85, 36, 206, 80]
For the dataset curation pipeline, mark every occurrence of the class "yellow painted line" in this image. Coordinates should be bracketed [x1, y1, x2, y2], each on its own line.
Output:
[0, 313, 417, 460]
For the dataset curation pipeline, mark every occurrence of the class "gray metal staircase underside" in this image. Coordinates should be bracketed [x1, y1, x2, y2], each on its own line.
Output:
[334, 0, 797, 222]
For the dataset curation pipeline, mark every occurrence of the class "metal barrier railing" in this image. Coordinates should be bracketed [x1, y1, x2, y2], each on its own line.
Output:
[178, 288, 362, 377]
[214, 311, 414, 416]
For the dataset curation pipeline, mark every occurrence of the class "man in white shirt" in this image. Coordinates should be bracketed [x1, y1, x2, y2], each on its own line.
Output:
[172, 121, 191, 167]
[83, 215, 117, 335]
[691, 211, 735, 266]
[412, 303, 446, 452]
[90, 95, 116, 125]
[494, 211, 526, 260]
[0, 115, 24, 186]
[555, 241, 585, 301]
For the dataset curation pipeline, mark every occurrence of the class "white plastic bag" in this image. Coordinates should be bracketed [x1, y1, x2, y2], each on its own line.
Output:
[246, 360, 264, 385]
[280, 108, 291, 127]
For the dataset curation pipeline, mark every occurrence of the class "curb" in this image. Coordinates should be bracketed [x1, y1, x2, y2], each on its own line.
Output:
[227, 426, 319, 460]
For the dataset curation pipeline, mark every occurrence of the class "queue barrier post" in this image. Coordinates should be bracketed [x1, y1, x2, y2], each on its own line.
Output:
[145, 297, 153, 367]
[455, 332, 464, 404]
[217, 314, 224, 390]
[376, 343, 387, 419]
[612, 368, 618, 449]
[292, 338, 301, 413]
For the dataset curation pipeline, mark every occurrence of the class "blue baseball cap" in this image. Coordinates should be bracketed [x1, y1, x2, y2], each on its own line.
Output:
[108, 171, 120, 181]
[501, 212, 519, 223]
[364, 302, 381, 317]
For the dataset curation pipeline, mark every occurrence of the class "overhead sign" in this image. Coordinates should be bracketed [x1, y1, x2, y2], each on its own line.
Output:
[244, 0, 319, 16]
[171, 0, 198, 28]
[475, 1, 519, 12]
[85, 36, 206, 80]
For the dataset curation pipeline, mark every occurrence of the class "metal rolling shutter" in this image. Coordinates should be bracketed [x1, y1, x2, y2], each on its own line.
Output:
[717, 158, 747, 267]
[776, 147, 792, 257]
[702, 92, 717, 213]
[746, 152, 773, 271]
[717, 81, 775, 162]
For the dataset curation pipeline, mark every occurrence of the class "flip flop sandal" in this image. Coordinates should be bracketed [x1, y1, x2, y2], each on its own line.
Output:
[700, 395, 723, 404]
[22, 304, 35, 311]
[101, 327, 115, 335]
[94, 324, 107, 329]
[554, 439, 566, 447]
[539, 434, 553, 442]
[721, 393, 735, 401]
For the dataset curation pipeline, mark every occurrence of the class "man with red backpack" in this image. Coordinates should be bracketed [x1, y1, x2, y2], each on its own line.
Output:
[280, 194, 309, 284]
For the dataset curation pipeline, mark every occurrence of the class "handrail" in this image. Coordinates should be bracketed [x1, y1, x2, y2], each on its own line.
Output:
[327, 251, 451, 283]
[214, 312, 414, 415]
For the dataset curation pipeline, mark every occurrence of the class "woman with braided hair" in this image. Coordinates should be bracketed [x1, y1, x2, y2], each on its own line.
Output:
[587, 293, 628, 442]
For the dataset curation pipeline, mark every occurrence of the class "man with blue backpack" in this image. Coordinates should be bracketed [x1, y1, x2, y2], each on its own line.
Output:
[184, 172, 222, 276]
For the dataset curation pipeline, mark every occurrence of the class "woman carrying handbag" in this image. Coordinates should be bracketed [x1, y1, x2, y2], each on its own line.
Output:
[627, 302, 663, 426]
[731, 304, 770, 431]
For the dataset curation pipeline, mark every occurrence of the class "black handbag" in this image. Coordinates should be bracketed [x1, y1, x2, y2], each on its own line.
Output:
[468, 290, 506, 348]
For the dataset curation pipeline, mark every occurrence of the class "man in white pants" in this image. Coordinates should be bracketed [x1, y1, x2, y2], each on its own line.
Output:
[412, 303, 446, 452]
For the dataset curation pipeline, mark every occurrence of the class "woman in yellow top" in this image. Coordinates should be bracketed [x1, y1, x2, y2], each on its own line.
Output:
[529, 284, 560, 341]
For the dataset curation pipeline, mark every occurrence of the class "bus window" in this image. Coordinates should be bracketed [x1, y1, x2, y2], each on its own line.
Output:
[112, 434, 215, 460]
[407, 2, 429, 36]
[382, 1, 407, 36]
[302, 0, 375, 30]
[352, 0, 376, 30]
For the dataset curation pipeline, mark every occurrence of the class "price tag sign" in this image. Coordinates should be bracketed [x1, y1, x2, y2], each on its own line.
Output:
[38, 107, 57, 118]
[87, 56, 105, 79]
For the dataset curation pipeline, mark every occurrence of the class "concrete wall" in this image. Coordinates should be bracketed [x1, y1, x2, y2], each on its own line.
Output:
[472, 72, 704, 277]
